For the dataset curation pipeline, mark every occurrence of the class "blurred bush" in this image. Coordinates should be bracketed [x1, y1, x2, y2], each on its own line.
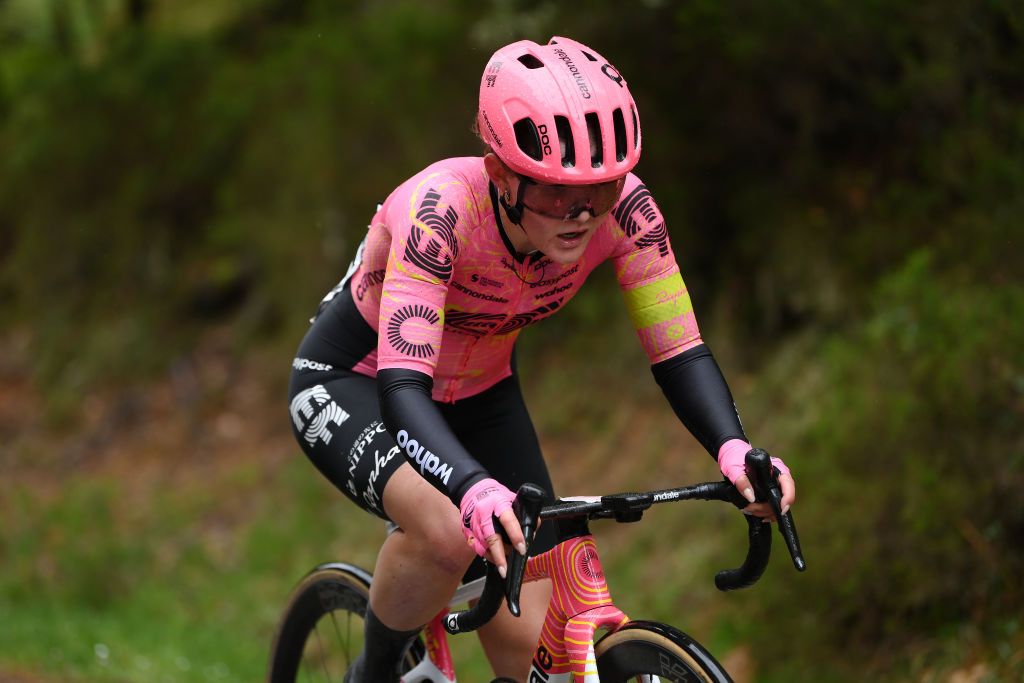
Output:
[733, 250, 1024, 678]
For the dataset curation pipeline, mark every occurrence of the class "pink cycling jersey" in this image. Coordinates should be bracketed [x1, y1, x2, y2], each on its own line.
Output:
[337, 156, 702, 401]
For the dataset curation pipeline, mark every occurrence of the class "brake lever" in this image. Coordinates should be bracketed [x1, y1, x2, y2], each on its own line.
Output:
[745, 448, 806, 572]
[504, 483, 547, 616]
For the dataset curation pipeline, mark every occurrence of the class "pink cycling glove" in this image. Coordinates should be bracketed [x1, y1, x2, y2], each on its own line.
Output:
[717, 438, 790, 498]
[459, 478, 516, 557]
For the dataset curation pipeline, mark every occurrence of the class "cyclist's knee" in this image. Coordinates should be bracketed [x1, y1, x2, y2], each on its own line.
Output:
[416, 521, 476, 576]
[383, 466, 475, 576]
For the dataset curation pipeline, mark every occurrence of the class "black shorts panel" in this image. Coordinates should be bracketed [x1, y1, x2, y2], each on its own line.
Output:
[287, 367, 557, 561]
[288, 370, 400, 520]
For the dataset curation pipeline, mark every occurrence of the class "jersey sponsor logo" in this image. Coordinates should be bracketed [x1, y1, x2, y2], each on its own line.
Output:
[396, 429, 453, 486]
[445, 310, 507, 338]
[495, 300, 562, 334]
[292, 357, 334, 372]
[354, 268, 386, 301]
[635, 221, 669, 255]
[501, 256, 551, 276]
[403, 188, 459, 283]
[444, 300, 563, 338]
[534, 281, 573, 300]
[450, 280, 510, 303]
[290, 385, 350, 447]
[387, 305, 440, 359]
[613, 184, 669, 257]
[470, 273, 504, 289]
[527, 264, 579, 289]
[655, 285, 689, 305]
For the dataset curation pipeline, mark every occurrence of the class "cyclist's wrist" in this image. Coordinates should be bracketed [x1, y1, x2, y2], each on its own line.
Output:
[452, 472, 490, 505]
[717, 438, 792, 483]
[716, 438, 752, 484]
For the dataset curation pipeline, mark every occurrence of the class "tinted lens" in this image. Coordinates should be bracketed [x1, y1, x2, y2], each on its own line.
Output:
[521, 177, 625, 220]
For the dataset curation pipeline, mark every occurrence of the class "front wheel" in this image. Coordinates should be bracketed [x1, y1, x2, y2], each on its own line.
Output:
[267, 563, 423, 683]
[595, 621, 733, 683]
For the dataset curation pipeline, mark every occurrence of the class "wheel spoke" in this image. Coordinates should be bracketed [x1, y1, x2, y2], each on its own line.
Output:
[313, 624, 332, 681]
[328, 609, 350, 669]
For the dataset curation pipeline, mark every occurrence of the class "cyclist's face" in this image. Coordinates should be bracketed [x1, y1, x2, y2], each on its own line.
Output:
[513, 174, 625, 264]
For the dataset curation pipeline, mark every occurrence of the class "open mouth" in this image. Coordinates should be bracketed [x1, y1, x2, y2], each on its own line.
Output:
[557, 229, 585, 240]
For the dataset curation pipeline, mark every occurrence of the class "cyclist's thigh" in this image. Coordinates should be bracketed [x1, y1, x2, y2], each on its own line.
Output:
[288, 369, 403, 520]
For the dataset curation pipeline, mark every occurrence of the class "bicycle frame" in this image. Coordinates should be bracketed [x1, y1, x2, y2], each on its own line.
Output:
[403, 532, 630, 683]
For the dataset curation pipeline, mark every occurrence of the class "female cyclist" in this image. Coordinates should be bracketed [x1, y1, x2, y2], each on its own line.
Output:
[287, 36, 796, 683]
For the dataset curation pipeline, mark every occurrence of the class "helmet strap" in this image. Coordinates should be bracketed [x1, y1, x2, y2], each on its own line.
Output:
[499, 187, 525, 225]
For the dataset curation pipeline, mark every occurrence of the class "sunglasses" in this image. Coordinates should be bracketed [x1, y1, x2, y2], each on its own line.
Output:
[518, 175, 626, 221]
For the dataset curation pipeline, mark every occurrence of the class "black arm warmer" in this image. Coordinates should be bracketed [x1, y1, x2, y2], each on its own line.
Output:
[377, 368, 488, 504]
[651, 343, 748, 460]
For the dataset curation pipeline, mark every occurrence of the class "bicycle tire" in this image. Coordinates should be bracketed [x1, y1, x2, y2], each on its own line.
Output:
[266, 563, 424, 683]
[594, 620, 733, 683]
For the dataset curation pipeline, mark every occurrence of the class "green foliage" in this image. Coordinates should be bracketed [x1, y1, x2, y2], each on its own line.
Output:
[730, 251, 1024, 679]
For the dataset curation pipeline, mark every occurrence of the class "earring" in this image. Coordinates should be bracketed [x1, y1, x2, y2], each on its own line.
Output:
[503, 190, 511, 203]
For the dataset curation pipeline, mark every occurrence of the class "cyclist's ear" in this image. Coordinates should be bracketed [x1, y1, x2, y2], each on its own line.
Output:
[484, 152, 514, 190]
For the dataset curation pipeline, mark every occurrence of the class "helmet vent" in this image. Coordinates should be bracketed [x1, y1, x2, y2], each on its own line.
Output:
[513, 118, 544, 161]
[581, 50, 598, 62]
[518, 54, 545, 69]
[555, 116, 575, 168]
[586, 112, 603, 168]
[612, 108, 627, 162]
[631, 105, 639, 149]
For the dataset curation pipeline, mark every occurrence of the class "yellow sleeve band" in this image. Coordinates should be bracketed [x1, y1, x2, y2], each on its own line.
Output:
[622, 272, 693, 330]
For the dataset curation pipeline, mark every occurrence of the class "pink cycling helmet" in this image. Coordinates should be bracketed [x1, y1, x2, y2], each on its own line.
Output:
[478, 36, 642, 185]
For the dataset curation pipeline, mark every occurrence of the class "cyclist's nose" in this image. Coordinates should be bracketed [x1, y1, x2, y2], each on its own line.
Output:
[573, 207, 595, 222]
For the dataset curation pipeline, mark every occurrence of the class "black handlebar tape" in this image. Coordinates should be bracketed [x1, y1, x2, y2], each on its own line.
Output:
[443, 562, 505, 635]
[715, 513, 772, 591]
[715, 448, 786, 591]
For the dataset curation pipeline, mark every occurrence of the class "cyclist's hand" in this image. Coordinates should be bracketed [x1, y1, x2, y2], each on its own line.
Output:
[717, 439, 796, 521]
[459, 478, 527, 579]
